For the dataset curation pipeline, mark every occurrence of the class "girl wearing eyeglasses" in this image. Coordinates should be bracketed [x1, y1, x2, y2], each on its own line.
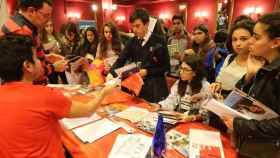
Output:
[152, 55, 209, 121]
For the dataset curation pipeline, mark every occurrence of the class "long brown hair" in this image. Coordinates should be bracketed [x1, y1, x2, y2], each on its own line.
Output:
[81, 27, 99, 57]
[178, 55, 206, 97]
[99, 22, 122, 58]
[40, 21, 60, 44]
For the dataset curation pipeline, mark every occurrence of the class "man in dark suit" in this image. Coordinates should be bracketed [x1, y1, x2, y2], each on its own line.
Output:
[110, 8, 170, 103]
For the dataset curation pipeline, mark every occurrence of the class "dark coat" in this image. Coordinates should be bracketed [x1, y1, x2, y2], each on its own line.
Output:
[234, 57, 280, 158]
[60, 37, 80, 57]
[78, 41, 98, 58]
[111, 34, 170, 102]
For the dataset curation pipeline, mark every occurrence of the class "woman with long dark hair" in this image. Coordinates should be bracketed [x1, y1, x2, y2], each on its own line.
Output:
[60, 22, 80, 57]
[96, 22, 123, 71]
[207, 18, 255, 133]
[79, 27, 99, 58]
[61, 22, 88, 84]
[40, 20, 61, 54]
[209, 19, 255, 95]
[157, 55, 209, 114]
[40, 20, 68, 84]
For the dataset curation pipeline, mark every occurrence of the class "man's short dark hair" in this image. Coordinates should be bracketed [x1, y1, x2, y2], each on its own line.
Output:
[129, 8, 149, 24]
[18, 0, 53, 11]
[172, 14, 184, 23]
[0, 35, 35, 83]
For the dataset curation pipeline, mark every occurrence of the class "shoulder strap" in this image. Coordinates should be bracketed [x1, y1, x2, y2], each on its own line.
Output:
[226, 54, 236, 66]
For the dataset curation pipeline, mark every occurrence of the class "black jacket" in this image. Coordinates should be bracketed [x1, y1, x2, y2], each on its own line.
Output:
[60, 40, 80, 57]
[111, 34, 170, 102]
[234, 57, 280, 158]
[78, 41, 98, 58]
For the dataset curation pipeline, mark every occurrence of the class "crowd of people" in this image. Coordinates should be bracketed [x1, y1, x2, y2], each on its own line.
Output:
[0, 0, 280, 158]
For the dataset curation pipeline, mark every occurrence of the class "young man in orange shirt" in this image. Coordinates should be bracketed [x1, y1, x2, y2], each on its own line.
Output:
[0, 35, 115, 158]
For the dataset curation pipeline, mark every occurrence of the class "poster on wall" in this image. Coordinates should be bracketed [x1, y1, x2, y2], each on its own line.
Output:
[78, 20, 96, 30]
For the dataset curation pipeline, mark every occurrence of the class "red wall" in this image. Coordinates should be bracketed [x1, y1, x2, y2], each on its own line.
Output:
[13, 0, 276, 36]
[8, 0, 218, 35]
[52, 1, 102, 32]
[51, 0, 217, 35]
[52, 1, 133, 32]
[134, 0, 217, 35]
[186, 0, 217, 35]
[232, 0, 276, 22]
[52, 0, 66, 33]
[66, 2, 93, 20]
[7, 0, 17, 15]
[136, 1, 180, 28]
[111, 5, 135, 32]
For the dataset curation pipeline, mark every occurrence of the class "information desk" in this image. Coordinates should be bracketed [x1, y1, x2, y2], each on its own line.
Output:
[61, 89, 237, 158]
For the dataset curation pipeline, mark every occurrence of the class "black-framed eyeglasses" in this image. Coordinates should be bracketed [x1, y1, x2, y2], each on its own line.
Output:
[37, 10, 51, 19]
[180, 68, 192, 73]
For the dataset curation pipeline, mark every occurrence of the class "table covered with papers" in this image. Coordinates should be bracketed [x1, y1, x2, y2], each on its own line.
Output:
[59, 87, 237, 158]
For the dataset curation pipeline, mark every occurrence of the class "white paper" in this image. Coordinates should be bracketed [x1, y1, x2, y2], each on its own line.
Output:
[47, 84, 81, 90]
[60, 113, 101, 129]
[189, 129, 225, 158]
[203, 89, 279, 121]
[168, 43, 180, 57]
[73, 118, 121, 143]
[115, 121, 135, 133]
[170, 58, 180, 66]
[104, 77, 121, 86]
[190, 129, 222, 146]
[114, 63, 138, 77]
[115, 106, 150, 123]
[104, 56, 118, 66]
[108, 134, 152, 158]
[223, 89, 279, 120]
[203, 99, 250, 119]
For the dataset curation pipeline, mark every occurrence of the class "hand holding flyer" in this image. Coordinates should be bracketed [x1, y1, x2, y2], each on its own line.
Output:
[203, 89, 279, 120]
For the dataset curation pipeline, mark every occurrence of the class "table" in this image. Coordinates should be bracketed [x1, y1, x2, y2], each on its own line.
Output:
[61, 89, 238, 158]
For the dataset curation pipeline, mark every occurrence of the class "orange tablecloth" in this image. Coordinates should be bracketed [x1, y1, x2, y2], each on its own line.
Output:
[61, 89, 238, 158]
